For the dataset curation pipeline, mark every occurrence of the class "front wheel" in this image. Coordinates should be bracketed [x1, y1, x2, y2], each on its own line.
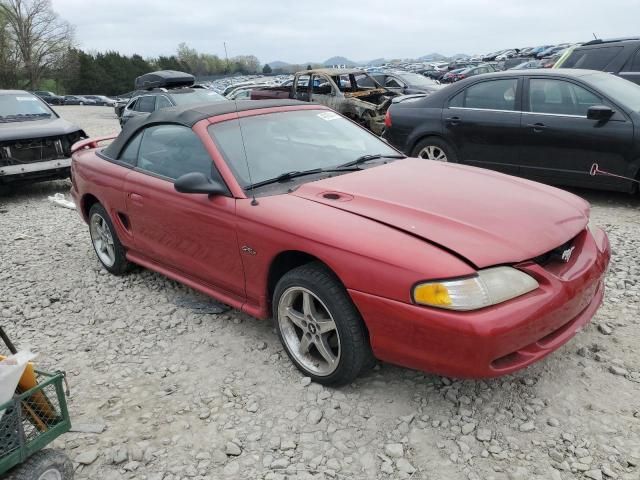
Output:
[273, 263, 374, 385]
[6, 449, 74, 480]
[411, 136, 457, 162]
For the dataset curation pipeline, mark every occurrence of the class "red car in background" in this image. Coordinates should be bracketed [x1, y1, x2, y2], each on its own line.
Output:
[70, 99, 610, 385]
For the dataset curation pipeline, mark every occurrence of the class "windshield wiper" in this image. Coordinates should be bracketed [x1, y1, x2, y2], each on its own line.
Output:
[246, 166, 359, 190]
[337, 153, 406, 169]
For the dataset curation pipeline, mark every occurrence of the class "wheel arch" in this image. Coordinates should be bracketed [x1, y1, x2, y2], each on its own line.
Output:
[408, 133, 458, 158]
[80, 193, 101, 222]
[266, 250, 344, 304]
[265, 249, 374, 360]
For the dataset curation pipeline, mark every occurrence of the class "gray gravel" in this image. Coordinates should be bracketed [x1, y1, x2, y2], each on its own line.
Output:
[1, 105, 639, 479]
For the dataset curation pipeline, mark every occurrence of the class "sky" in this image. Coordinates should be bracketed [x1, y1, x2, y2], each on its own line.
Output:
[52, 0, 640, 64]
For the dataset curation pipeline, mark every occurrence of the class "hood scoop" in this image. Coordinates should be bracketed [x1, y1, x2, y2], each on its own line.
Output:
[318, 191, 353, 202]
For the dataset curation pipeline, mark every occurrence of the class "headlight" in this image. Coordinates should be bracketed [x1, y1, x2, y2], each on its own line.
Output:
[412, 266, 539, 311]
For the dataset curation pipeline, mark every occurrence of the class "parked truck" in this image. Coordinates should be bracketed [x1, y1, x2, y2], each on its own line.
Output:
[250, 68, 399, 135]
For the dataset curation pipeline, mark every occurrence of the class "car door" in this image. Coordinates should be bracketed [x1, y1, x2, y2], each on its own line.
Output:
[293, 74, 311, 102]
[619, 47, 640, 85]
[519, 77, 634, 188]
[122, 123, 245, 300]
[309, 73, 340, 110]
[443, 77, 522, 174]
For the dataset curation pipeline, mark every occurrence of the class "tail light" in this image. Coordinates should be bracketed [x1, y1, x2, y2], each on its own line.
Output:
[384, 110, 392, 128]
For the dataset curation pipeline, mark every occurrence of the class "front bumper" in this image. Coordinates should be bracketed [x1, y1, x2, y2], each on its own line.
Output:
[350, 228, 610, 378]
[0, 158, 71, 178]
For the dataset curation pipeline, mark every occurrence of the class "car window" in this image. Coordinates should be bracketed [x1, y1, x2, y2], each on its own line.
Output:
[626, 49, 640, 72]
[587, 71, 640, 111]
[453, 79, 518, 111]
[311, 75, 333, 95]
[136, 124, 218, 181]
[135, 96, 156, 113]
[385, 77, 403, 88]
[118, 131, 143, 166]
[529, 79, 602, 116]
[449, 90, 465, 108]
[357, 76, 377, 87]
[156, 96, 173, 109]
[563, 46, 623, 70]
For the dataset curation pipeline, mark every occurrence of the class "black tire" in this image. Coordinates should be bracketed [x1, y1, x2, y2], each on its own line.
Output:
[273, 262, 374, 386]
[88, 203, 131, 275]
[6, 449, 74, 480]
[411, 136, 458, 163]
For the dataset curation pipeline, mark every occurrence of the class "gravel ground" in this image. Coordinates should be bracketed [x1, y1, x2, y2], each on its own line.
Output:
[1, 105, 639, 480]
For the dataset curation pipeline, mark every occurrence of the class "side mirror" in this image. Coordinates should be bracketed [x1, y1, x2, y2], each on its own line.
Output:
[174, 172, 227, 195]
[587, 105, 614, 121]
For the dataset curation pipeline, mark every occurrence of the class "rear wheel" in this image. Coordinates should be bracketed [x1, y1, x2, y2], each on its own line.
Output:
[273, 263, 374, 385]
[88, 203, 131, 275]
[412, 136, 457, 162]
[6, 449, 74, 480]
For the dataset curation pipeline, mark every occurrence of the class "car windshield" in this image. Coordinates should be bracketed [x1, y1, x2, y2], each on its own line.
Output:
[209, 109, 399, 188]
[171, 89, 227, 106]
[0, 93, 53, 122]
[398, 72, 438, 87]
[587, 72, 640, 112]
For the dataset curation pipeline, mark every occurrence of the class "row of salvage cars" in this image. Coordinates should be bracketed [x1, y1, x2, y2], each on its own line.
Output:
[1, 70, 613, 384]
[67, 70, 611, 384]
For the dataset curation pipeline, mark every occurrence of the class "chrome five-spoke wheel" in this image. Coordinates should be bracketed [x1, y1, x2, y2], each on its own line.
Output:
[90, 213, 116, 268]
[278, 287, 341, 376]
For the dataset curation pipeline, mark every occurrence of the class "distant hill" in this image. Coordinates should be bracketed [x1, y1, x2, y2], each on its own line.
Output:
[323, 56, 358, 66]
[266, 60, 291, 69]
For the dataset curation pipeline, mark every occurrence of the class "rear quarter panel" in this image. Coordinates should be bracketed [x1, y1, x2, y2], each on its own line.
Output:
[71, 149, 132, 247]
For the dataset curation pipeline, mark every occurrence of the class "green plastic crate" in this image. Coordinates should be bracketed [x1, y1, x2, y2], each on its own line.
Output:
[0, 371, 71, 476]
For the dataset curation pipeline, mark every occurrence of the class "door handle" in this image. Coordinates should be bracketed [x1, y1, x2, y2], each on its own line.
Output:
[446, 116, 461, 126]
[527, 123, 547, 132]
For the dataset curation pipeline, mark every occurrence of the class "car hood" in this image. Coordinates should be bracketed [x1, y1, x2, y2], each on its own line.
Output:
[291, 159, 589, 268]
[0, 116, 83, 142]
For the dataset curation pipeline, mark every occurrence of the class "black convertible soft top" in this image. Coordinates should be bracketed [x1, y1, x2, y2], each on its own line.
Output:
[103, 99, 309, 159]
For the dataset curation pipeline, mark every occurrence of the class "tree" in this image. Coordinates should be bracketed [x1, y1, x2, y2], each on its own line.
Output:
[0, 0, 74, 89]
[307, 64, 312, 70]
[262, 63, 272, 74]
[0, 9, 19, 87]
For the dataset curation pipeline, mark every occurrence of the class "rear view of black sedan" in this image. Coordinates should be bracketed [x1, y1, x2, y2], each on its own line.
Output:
[383, 69, 640, 192]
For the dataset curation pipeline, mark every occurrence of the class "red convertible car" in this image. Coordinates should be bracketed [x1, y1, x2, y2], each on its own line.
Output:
[70, 100, 610, 385]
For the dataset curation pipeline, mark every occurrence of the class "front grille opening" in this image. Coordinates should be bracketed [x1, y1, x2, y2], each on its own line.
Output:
[531, 237, 576, 266]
